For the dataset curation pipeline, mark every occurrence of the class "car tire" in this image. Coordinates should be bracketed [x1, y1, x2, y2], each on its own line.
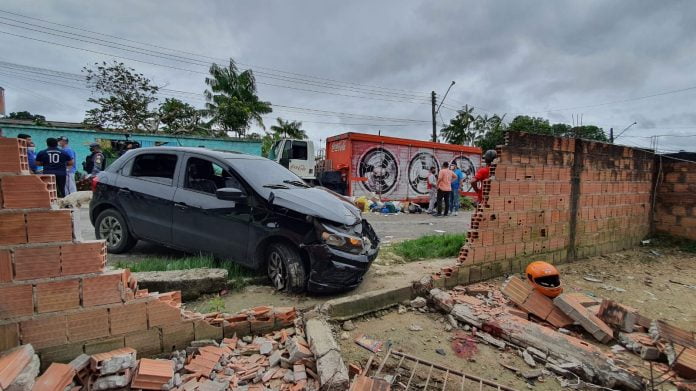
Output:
[266, 242, 307, 293]
[95, 209, 137, 253]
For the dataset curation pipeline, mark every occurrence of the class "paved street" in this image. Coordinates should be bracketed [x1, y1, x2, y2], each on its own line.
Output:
[79, 207, 471, 263]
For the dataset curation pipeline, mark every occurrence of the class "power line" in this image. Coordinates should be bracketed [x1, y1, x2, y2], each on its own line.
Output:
[0, 8, 430, 98]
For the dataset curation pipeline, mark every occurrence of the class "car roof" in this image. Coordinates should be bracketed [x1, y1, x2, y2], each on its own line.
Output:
[133, 147, 266, 160]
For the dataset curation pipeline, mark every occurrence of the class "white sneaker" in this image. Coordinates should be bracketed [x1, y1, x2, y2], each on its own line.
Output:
[454, 212, 458, 216]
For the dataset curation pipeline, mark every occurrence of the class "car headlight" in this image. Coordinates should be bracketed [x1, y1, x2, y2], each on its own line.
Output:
[320, 227, 364, 254]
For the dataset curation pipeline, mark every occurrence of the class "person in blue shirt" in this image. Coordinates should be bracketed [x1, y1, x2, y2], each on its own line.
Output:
[58, 136, 77, 195]
[36, 138, 74, 198]
[449, 162, 465, 216]
[17, 134, 38, 173]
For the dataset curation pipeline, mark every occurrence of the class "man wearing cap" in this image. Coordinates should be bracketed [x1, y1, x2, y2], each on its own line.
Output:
[36, 138, 73, 198]
[84, 143, 106, 176]
[58, 136, 77, 195]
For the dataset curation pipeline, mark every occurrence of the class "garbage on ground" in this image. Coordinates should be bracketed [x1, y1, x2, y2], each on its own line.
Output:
[354, 335, 384, 353]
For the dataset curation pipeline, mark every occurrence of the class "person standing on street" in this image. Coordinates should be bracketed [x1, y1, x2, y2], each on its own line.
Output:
[58, 136, 77, 195]
[84, 143, 106, 176]
[471, 150, 498, 206]
[426, 166, 438, 214]
[35, 138, 73, 198]
[449, 162, 464, 216]
[435, 162, 454, 217]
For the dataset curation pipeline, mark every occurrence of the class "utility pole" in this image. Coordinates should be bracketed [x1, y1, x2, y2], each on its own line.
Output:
[609, 127, 614, 143]
[431, 91, 437, 142]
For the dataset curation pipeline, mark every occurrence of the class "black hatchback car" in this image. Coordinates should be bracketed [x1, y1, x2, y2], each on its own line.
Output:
[89, 147, 380, 293]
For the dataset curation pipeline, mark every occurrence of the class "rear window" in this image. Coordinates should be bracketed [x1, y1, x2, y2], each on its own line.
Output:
[129, 153, 178, 185]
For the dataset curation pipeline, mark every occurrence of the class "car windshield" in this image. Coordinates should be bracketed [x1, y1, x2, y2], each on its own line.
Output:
[226, 158, 306, 190]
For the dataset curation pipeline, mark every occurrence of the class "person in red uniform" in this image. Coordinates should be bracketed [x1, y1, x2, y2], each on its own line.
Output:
[471, 150, 497, 205]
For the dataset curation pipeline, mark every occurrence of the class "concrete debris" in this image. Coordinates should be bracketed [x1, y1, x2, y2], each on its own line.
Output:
[521, 369, 542, 380]
[554, 294, 614, 343]
[478, 332, 506, 350]
[341, 320, 355, 331]
[305, 318, 349, 391]
[640, 346, 661, 360]
[429, 288, 455, 312]
[522, 350, 536, 367]
[598, 300, 637, 332]
[408, 324, 423, 331]
[446, 314, 459, 329]
[397, 305, 407, 314]
[583, 276, 603, 283]
[410, 296, 427, 308]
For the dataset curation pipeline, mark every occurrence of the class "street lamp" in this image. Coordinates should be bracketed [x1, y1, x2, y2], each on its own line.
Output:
[612, 121, 638, 142]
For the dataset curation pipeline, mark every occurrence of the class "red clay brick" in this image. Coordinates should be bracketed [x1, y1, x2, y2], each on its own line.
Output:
[20, 315, 67, 349]
[13, 246, 61, 280]
[147, 299, 182, 328]
[110, 301, 148, 335]
[35, 279, 80, 313]
[67, 308, 110, 342]
[60, 241, 106, 276]
[0, 284, 33, 318]
[0, 175, 51, 209]
[83, 271, 124, 307]
[0, 250, 12, 283]
[0, 212, 27, 245]
[26, 210, 73, 243]
[0, 138, 29, 174]
[0, 323, 20, 351]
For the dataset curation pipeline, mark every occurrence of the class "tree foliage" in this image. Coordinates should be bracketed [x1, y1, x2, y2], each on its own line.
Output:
[442, 107, 610, 152]
[158, 98, 206, 135]
[269, 117, 307, 139]
[8, 111, 47, 125]
[83, 61, 159, 132]
[204, 60, 272, 137]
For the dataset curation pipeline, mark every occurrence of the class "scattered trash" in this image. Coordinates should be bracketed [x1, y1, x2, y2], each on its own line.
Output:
[435, 348, 446, 356]
[434, 229, 446, 233]
[641, 239, 651, 245]
[583, 276, 603, 283]
[649, 249, 662, 256]
[354, 334, 383, 353]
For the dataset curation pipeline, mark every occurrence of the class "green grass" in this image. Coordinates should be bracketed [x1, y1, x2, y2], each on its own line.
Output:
[114, 254, 258, 282]
[391, 233, 467, 261]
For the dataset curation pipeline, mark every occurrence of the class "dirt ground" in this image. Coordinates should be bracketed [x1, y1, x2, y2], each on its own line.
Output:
[336, 310, 559, 391]
[334, 246, 695, 391]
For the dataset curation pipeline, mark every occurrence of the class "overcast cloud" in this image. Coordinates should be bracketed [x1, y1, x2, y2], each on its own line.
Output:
[1, 0, 695, 152]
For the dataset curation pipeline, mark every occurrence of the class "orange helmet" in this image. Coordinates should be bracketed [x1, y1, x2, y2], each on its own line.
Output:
[525, 261, 563, 298]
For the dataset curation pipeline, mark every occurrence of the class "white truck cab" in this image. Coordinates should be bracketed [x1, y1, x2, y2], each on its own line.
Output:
[268, 139, 316, 182]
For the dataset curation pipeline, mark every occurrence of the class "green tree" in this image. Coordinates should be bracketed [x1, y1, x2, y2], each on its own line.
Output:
[261, 132, 280, 157]
[8, 111, 47, 126]
[441, 105, 477, 145]
[204, 60, 272, 137]
[158, 98, 205, 135]
[270, 117, 307, 139]
[571, 125, 608, 142]
[83, 61, 159, 132]
[475, 114, 507, 151]
[508, 115, 552, 135]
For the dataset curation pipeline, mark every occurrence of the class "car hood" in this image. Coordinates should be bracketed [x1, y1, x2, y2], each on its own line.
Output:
[271, 187, 361, 226]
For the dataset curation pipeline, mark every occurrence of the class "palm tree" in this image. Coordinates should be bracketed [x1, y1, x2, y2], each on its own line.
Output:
[270, 118, 307, 139]
[441, 104, 477, 145]
[204, 60, 272, 137]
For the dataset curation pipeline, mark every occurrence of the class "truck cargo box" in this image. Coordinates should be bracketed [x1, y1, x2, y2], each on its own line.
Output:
[324, 132, 481, 203]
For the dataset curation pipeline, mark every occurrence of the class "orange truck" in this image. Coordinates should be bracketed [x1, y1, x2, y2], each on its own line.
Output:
[320, 132, 482, 203]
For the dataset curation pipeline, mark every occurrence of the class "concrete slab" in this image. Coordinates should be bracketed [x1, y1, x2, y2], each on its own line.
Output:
[305, 318, 349, 390]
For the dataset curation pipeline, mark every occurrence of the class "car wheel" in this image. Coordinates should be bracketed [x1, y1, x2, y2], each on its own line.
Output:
[95, 209, 137, 253]
[266, 242, 307, 293]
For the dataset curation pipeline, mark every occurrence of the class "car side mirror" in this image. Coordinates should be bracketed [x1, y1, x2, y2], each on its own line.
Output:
[216, 187, 246, 202]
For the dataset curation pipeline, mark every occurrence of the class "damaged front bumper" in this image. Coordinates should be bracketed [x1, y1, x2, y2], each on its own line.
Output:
[305, 220, 380, 293]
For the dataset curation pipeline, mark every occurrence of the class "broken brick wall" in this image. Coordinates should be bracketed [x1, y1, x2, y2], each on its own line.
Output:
[654, 160, 696, 240]
[457, 132, 654, 276]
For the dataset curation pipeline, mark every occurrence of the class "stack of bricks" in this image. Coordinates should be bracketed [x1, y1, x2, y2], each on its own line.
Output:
[0, 138, 190, 368]
[654, 160, 696, 240]
[453, 132, 654, 285]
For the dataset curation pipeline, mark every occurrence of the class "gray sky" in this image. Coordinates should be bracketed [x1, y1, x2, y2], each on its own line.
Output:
[1, 0, 695, 152]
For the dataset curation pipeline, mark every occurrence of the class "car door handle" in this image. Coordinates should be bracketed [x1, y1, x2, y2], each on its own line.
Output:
[174, 202, 188, 210]
[118, 188, 131, 195]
